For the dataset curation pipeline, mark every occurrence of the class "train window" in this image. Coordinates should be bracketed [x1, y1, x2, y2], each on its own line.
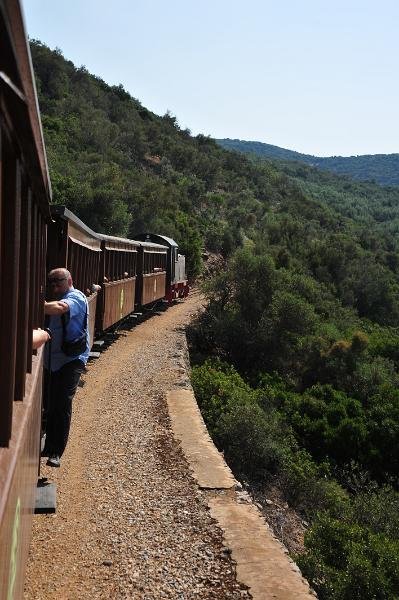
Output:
[112, 251, 116, 280]
[0, 127, 47, 444]
[0, 127, 19, 443]
[0, 3, 51, 448]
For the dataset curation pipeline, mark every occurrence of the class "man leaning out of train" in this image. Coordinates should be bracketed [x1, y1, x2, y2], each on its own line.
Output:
[42, 268, 90, 468]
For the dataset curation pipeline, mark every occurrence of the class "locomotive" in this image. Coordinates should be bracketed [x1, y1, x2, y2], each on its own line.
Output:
[0, 2, 188, 597]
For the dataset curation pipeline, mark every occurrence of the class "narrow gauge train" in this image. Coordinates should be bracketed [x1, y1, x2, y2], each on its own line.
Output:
[0, 1, 51, 598]
[0, 2, 189, 598]
[48, 205, 188, 342]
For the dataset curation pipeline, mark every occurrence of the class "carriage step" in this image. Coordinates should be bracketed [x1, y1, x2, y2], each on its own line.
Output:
[104, 332, 119, 340]
[35, 478, 56, 514]
[93, 340, 105, 347]
[89, 351, 101, 359]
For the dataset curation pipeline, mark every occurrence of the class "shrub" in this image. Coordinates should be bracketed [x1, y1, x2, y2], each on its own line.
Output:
[348, 485, 399, 538]
[217, 402, 287, 480]
[297, 513, 399, 599]
[282, 450, 348, 519]
[283, 384, 367, 466]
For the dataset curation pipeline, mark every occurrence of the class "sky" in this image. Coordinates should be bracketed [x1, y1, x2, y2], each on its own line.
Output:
[22, 0, 399, 157]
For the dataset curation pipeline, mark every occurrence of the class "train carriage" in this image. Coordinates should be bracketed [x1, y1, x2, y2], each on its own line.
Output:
[96, 233, 139, 331]
[136, 241, 168, 306]
[0, 1, 51, 597]
[0, 3, 191, 595]
[47, 206, 101, 348]
[134, 234, 189, 302]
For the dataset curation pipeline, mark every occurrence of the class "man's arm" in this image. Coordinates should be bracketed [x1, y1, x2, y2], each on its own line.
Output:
[44, 301, 69, 316]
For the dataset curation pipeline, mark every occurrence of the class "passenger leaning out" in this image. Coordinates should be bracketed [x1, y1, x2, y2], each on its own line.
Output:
[42, 268, 90, 468]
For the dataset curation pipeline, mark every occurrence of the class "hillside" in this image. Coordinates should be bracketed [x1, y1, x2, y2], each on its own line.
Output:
[31, 39, 295, 278]
[31, 41, 399, 283]
[32, 40, 399, 598]
[217, 138, 399, 186]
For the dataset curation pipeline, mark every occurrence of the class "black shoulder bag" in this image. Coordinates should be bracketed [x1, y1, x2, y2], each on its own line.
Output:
[61, 303, 88, 357]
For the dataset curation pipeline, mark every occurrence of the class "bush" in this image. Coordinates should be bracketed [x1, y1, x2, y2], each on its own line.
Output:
[217, 402, 287, 480]
[348, 485, 399, 538]
[191, 360, 254, 436]
[297, 513, 399, 599]
[283, 384, 367, 466]
[282, 450, 348, 519]
[192, 361, 349, 518]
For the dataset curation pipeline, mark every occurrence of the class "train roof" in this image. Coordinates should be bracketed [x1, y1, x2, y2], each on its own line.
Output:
[134, 233, 178, 248]
[93, 233, 167, 251]
[97, 233, 140, 248]
[50, 205, 102, 251]
[139, 241, 168, 251]
[1, 0, 52, 212]
[51, 207, 168, 251]
[51, 206, 99, 238]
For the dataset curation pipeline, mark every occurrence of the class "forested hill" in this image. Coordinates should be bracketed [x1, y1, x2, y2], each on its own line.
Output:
[31, 39, 300, 277]
[217, 138, 399, 186]
[31, 39, 399, 310]
[32, 41, 399, 598]
[31, 39, 399, 308]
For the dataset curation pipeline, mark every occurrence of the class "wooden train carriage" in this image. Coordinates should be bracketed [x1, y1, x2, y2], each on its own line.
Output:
[136, 241, 168, 306]
[47, 206, 101, 348]
[0, 1, 51, 598]
[135, 234, 189, 302]
[96, 234, 139, 331]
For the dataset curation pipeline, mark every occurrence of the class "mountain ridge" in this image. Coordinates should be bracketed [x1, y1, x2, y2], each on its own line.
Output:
[217, 138, 399, 186]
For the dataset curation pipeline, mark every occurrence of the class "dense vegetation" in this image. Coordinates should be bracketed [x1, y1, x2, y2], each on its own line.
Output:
[218, 138, 399, 187]
[32, 41, 399, 598]
[31, 40, 293, 278]
[190, 240, 399, 597]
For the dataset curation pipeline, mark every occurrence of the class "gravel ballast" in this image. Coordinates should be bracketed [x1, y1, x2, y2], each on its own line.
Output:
[24, 293, 250, 599]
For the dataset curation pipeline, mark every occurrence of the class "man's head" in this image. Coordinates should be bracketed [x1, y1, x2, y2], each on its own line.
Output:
[48, 268, 72, 299]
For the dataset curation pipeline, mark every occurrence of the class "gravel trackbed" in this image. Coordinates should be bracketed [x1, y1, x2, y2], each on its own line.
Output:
[24, 293, 250, 599]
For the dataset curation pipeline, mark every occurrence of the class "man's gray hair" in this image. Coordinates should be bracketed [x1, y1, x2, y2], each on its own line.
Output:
[48, 267, 71, 279]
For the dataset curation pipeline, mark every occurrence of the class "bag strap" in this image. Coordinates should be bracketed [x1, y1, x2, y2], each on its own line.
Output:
[61, 298, 88, 341]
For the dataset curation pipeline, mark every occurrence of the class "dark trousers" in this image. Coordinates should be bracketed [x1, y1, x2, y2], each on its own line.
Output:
[43, 360, 85, 457]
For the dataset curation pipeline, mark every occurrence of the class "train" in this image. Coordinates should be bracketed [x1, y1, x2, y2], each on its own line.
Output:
[0, 2, 188, 598]
[47, 206, 189, 344]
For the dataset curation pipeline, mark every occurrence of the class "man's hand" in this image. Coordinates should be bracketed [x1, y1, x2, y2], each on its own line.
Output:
[32, 328, 51, 350]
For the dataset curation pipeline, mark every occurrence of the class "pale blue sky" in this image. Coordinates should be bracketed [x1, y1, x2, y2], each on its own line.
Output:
[22, 0, 399, 157]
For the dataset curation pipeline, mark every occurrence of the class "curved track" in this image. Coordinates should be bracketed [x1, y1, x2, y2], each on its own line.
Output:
[24, 293, 250, 599]
[24, 292, 314, 599]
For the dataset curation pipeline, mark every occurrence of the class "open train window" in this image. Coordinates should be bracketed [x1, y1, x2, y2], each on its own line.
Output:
[0, 71, 49, 444]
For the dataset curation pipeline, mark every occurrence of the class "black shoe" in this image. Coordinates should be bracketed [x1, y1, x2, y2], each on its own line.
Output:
[47, 455, 61, 468]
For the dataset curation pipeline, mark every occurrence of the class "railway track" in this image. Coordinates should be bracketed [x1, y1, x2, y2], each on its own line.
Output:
[24, 293, 251, 599]
[24, 293, 314, 600]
